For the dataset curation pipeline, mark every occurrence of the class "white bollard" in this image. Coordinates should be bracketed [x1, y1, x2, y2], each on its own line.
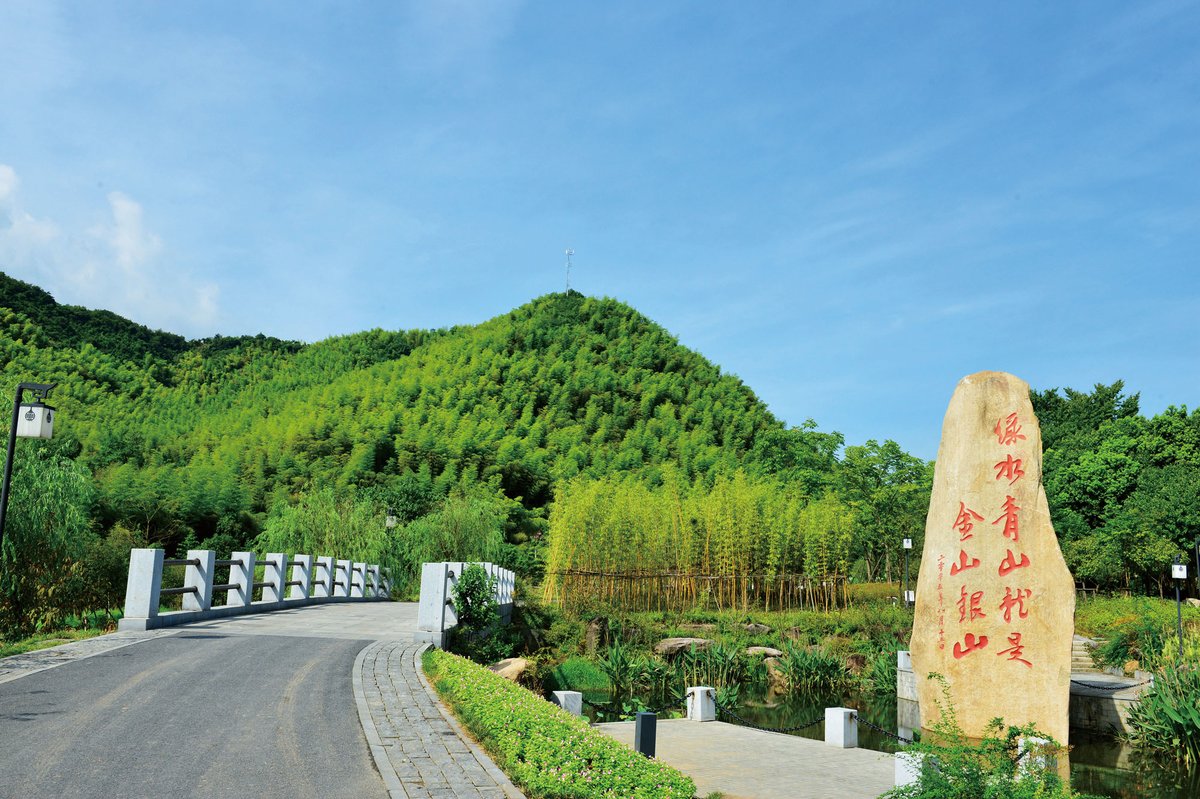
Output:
[686, 686, 716, 722]
[183, 550, 216, 611]
[825, 707, 858, 748]
[262, 553, 287, 604]
[289, 554, 313, 600]
[334, 559, 351, 598]
[122, 548, 165, 625]
[551, 691, 583, 716]
[895, 752, 924, 786]
[226, 551, 255, 608]
[351, 562, 366, 598]
[313, 556, 333, 598]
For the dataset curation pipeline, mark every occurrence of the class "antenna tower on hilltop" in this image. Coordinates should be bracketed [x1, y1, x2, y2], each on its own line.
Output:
[565, 248, 575, 292]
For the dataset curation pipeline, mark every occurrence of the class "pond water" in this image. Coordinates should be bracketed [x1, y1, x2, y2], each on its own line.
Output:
[580, 685, 1200, 798]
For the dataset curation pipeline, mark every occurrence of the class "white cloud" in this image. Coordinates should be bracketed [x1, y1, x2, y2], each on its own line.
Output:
[0, 164, 219, 334]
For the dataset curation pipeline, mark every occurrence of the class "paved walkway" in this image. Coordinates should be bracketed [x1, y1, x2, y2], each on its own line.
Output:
[0, 629, 173, 686]
[0, 603, 523, 799]
[596, 718, 896, 799]
[356, 640, 524, 799]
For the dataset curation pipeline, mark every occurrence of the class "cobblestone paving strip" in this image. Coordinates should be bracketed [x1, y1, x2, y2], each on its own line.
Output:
[355, 640, 525, 799]
[0, 630, 176, 686]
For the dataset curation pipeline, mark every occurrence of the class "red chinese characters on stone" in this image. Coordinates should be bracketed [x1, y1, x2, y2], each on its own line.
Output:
[954, 502, 984, 541]
[994, 413, 1027, 446]
[957, 586, 986, 623]
[953, 632, 989, 659]
[999, 587, 1032, 623]
[997, 632, 1033, 667]
[993, 495, 1021, 542]
[994, 455, 1025, 485]
[998, 549, 1031, 576]
[950, 549, 982, 576]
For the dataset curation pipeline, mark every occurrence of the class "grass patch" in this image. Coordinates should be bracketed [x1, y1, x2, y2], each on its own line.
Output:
[424, 647, 696, 798]
[0, 628, 108, 659]
[547, 655, 610, 693]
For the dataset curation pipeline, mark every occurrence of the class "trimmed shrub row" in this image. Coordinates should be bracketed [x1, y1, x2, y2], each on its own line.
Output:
[423, 648, 697, 798]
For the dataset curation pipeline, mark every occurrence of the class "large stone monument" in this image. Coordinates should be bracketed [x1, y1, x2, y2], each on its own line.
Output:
[910, 371, 1074, 743]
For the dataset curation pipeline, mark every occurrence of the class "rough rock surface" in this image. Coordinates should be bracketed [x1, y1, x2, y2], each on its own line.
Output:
[653, 637, 714, 656]
[910, 371, 1074, 743]
[742, 623, 772, 635]
[745, 646, 784, 658]
[764, 657, 788, 691]
[487, 657, 529, 682]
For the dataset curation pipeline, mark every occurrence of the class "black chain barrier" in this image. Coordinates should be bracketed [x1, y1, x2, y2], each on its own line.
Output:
[1069, 678, 1153, 691]
[715, 703, 825, 734]
[854, 714, 915, 745]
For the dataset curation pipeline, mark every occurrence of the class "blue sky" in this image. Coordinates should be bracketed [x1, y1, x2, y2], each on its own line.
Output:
[1, 1, 1197, 459]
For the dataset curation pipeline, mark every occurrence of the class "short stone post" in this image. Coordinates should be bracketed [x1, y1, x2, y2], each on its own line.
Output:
[288, 554, 313, 600]
[313, 556, 334, 598]
[1018, 736, 1055, 776]
[825, 707, 858, 748]
[334, 559, 351, 598]
[551, 691, 583, 716]
[351, 562, 366, 598]
[634, 712, 656, 758]
[894, 752, 924, 787]
[226, 551, 255, 608]
[183, 549, 216, 612]
[368, 564, 380, 597]
[686, 686, 716, 722]
[122, 548, 165, 628]
[261, 553, 287, 603]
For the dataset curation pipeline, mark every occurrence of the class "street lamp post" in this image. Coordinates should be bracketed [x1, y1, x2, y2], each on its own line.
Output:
[1172, 556, 1188, 660]
[903, 538, 913, 608]
[0, 382, 57, 553]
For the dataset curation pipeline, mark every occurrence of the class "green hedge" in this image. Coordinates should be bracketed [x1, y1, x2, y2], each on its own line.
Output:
[423, 648, 696, 798]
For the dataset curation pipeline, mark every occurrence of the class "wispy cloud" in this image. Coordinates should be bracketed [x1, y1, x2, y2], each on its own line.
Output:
[0, 165, 219, 333]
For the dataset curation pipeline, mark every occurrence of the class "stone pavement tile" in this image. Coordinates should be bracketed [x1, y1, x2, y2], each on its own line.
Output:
[355, 640, 526, 799]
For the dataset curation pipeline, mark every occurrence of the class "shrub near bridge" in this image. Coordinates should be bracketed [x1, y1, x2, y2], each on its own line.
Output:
[423, 648, 696, 799]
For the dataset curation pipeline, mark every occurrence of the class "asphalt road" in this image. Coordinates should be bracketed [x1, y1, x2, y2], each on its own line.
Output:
[0, 632, 386, 799]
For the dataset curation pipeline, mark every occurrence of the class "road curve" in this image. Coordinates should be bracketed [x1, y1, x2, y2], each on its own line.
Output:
[0, 632, 385, 799]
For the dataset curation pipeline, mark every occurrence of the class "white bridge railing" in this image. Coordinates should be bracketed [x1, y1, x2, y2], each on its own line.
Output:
[416, 561, 514, 647]
[118, 548, 391, 631]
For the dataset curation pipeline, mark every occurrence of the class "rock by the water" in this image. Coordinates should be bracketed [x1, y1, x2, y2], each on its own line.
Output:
[488, 657, 529, 682]
[910, 372, 1075, 743]
[653, 637, 713, 656]
[745, 646, 783, 658]
[585, 617, 608, 655]
[764, 657, 788, 691]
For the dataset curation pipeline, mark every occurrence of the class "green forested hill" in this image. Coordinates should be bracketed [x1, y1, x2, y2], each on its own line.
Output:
[0, 273, 864, 555]
[5, 271, 1194, 613]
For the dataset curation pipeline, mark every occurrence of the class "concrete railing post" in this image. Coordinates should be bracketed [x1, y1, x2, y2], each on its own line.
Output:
[686, 686, 716, 721]
[183, 549, 216, 612]
[351, 562, 366, 598]
[551, 691, 583, 716]
[1018, 736, 1055, 776]
[262, 553, 287, 604]
[122, 548, 165, 628]
[368, 564, 380, 597]
[825, 707, 858, 748]
[289, 554, 313, 600]
[226, 551, 255, 608]
[334, 559, 351, 598]
[313, 556, 333, 598]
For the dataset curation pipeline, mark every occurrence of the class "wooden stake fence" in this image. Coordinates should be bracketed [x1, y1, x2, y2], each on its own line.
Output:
[545, 569, 849, 613]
